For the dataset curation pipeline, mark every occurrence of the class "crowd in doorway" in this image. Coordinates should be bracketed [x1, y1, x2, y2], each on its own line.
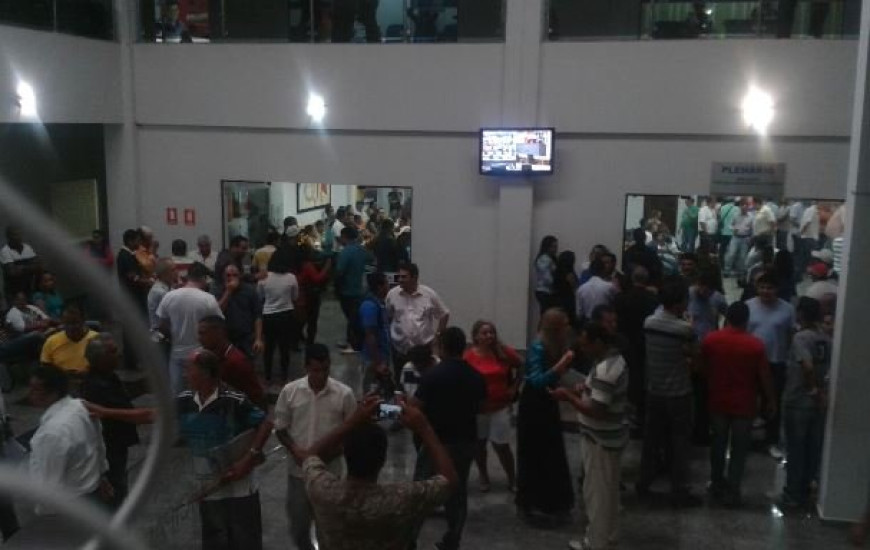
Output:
[532, 212, 856, 548]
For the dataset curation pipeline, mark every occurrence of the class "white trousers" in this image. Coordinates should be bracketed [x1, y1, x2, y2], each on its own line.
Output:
[581, 438, 623, 550]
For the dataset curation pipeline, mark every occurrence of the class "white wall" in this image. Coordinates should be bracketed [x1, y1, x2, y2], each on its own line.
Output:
[0, 26, 122, 123]
[137, 128, 500, 332]
[540, 40, 857, 136]
[130, 40, 856, 136]
[132, 43, 505, 131]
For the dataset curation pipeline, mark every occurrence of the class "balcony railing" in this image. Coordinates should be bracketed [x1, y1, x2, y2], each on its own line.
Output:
[0, 0, 114, 40]
[138, 0, 505, 44]
[547, 0, 860, 41]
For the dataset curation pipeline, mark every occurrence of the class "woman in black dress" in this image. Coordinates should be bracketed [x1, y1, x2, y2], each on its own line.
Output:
[516, 309, 575, 525]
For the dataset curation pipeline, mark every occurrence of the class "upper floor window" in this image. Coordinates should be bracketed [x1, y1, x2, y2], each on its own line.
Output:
[0, 0, 115, 40]
[139, 0, 505, 44]
[547, 0, 860, 41]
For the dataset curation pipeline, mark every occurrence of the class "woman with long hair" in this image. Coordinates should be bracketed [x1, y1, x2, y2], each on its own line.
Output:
[534, 235, 559, 314]
[258, 246, 299, 387]
[464, 320, 522, 493]
[516, 309, 575, 525]
[552, 250, 579, 327]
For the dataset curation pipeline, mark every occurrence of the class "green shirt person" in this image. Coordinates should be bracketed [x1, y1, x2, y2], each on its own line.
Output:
[680, 197, 700, 252]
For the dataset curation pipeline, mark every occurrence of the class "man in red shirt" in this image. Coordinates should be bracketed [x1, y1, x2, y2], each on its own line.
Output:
[198, 316, 267, 409]
[701, 301, 776, 506]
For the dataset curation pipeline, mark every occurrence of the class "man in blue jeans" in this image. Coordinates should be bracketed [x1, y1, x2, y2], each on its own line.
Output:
[724, 199, 753, 278]
[335, 227, 372, 353]
[747, 272, 796, 460]
[360, 272, 392, 396]
[702, 302, 776, 506]
[411, 327, 486, 550]
[780, 297, 831, 509]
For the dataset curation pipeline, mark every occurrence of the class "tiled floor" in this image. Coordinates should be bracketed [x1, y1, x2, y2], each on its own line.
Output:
[5, 295, 859, 549]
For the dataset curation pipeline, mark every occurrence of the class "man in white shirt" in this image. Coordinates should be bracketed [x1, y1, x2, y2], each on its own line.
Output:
[0, 292, 50, 366]
[274, 344, 356, 550]
[385, 263, 450, 385]
[0, 226, 41, 297]
[156, 263, 223, 394]
[752, 198, 777, 247]
[192, 234, 217, 275]
[698, 197, 719, 252]
[797, 202, 821, 279]
[576, 258, 616, 324]
[331, 208, 348, 254]
[788, 200, 806, 252]
[28, 365, 111, 513]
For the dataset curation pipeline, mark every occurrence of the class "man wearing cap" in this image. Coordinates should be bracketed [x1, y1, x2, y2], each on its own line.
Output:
[804, 258, 838, 315]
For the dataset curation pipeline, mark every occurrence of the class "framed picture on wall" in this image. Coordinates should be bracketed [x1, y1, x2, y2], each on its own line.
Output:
[297, 183, 331, 212]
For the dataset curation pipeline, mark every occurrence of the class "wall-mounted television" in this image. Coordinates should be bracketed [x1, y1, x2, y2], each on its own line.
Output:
[479, 128, 555, 176]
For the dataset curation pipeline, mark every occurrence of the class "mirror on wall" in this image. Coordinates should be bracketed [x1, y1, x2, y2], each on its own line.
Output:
[221, 181, 412, 249]
[622, 194, 846, 304]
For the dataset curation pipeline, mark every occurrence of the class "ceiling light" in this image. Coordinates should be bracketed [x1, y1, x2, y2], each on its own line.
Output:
[16, 81, 37, 118]
[742, 87, 774, 135]
[306, 94, 326, 124]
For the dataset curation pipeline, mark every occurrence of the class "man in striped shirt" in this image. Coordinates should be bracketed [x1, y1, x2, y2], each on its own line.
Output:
[636, 278, 702, 507]
[551, 322, 627, 550]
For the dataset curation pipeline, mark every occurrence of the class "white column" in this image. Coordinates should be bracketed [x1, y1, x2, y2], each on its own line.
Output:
[819, 0, 870, 521]
[494, 0, 545, 348]
[104, 0, 141, 243]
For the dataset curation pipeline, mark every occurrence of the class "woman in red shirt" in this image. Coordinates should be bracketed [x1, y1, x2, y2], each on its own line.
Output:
[295, 245, 332, 347]
[463, 320, 522, 492]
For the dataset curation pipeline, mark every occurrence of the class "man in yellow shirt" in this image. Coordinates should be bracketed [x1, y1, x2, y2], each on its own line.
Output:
[40, 302, 97, 374]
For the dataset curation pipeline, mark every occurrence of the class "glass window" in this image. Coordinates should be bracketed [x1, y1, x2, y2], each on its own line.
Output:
[139, 0, 505, 43]
[0, 0, 114, 40]
[547, 0, 858, 41]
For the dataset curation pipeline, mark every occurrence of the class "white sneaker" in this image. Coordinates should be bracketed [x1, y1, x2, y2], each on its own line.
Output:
[567, 540, 592, 550]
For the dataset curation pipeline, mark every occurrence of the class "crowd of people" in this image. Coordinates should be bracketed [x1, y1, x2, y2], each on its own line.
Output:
[532, 216, 841, 548]
[0, 189, 855, 550]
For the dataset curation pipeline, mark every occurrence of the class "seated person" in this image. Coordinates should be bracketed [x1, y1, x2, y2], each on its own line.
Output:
[40, 301, 97, 376]
[1, 292, 52, 364]
[1, 226, 42, 297]
[32, 272, 64, 321]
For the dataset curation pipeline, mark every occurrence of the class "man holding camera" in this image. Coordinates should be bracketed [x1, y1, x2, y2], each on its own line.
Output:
[274, 344, 356, 550]
[294, 394, 457, 550]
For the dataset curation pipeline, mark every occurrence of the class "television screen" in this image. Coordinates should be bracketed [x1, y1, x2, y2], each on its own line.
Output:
[480, 128, 554, 176]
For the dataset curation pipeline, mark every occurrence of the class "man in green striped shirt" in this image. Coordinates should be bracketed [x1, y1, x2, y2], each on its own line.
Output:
[551, 322, 628, 550]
